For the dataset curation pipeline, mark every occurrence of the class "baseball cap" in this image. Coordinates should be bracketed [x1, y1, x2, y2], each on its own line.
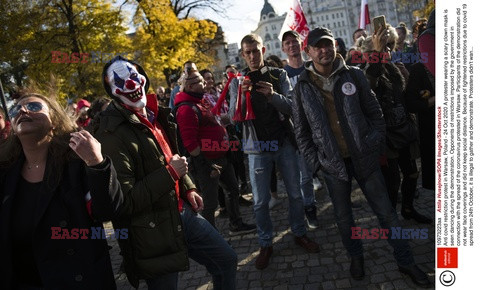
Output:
[76, 99, 91, 113]
[307, 27, 335, 46]
[282, 30, 301, 42]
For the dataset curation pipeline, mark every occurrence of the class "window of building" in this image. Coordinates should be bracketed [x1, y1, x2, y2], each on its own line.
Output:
[321, 15, 324, 21]
[272, 25, 276, 30]
[267, 44, 271, 50]
[334, 22, 336, 28]
[275, 42, 280, 49]
[341, 12, 344, 17]
[342, 20, 345, 26]
[332, 13, 335, 19]
[326, 15, 329, 20]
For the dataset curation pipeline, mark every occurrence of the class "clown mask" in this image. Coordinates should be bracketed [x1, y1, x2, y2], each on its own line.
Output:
[106, 60, 147, 109]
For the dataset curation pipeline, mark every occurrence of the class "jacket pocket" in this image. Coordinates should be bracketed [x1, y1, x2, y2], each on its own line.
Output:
[130, 211, 180, 259]
[364, 128, 382, 149]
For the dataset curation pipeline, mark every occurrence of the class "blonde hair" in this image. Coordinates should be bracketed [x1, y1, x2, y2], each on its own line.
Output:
[359, 25, 398, 53]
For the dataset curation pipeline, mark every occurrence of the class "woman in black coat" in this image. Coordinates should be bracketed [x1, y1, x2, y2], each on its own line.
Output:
[405, 62, 435, 190]
[360, 26, 432, 224]
[0, 93, 123, 289]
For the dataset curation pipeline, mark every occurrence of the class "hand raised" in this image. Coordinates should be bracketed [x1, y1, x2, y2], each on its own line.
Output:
[69, 130, 104, 166]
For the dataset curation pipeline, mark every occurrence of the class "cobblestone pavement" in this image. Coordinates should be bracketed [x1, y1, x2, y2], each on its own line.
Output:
[108, 177, 435, 290]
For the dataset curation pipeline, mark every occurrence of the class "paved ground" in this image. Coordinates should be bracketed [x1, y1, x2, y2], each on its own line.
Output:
[108, 176, 435, 289]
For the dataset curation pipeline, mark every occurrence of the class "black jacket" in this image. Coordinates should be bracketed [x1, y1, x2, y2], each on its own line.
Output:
[292, 60, 385, 182]
[0, 155, 122, 289]
[228, 66, 294, 147]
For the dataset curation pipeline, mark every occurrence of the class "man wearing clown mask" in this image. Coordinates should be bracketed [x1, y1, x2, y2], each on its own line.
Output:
[104, 59, 148, 109]
[95, 56, 238, 289]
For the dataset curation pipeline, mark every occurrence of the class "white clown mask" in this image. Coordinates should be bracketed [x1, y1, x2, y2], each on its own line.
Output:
[106, 60, 147, 109]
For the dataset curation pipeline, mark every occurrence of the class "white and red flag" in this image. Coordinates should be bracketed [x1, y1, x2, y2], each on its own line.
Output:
[358, 0, 371, 29]
[279, 0, 310, 48]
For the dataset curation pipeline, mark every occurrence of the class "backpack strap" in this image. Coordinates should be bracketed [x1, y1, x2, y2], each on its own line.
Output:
[173, 101, 202, 123]
[172, 101, 202, 157]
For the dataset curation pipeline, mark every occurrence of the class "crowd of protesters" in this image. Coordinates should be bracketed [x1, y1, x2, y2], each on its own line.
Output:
[0, 7, 435, 289]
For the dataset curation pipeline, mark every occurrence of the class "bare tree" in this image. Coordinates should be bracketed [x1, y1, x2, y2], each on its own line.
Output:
[170, 0, 228, 19]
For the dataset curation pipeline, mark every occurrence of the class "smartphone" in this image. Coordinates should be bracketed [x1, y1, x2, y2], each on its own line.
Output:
[373, 15, 386, 33]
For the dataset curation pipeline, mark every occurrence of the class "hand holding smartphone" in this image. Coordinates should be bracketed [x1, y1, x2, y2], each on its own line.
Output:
[372, 15, 389, 52]
[373, 15, 386, 34]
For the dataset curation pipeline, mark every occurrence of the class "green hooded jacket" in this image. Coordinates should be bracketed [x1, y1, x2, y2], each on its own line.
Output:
[95, 100, 196, 288]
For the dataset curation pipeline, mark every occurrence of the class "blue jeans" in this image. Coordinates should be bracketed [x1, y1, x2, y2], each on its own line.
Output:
[297, 152, 315, 207]
[146, 205, 237, 290]
[248, 141, 306, 247]
[322, 158, 414, 266]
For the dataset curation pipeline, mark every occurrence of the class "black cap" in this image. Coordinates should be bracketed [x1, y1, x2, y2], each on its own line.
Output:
[307, 27, 335, 46]
[282, 30, 301, 42]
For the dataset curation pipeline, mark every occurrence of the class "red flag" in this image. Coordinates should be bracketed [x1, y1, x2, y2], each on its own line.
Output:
[279, 0, 310, 48]
[211, 72, 236, 116]
[358, 0, 370, 29]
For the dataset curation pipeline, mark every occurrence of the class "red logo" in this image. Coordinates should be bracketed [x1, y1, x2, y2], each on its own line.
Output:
[437, 248, 458, 268]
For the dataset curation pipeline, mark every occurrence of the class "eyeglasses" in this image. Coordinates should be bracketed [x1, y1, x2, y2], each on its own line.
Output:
[9, 102, 45, 119]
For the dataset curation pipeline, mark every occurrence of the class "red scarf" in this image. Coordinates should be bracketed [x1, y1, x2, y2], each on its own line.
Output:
[211, 72, 236, 115]
[123, 95, 183, 211]
[232, 75, 255, 121]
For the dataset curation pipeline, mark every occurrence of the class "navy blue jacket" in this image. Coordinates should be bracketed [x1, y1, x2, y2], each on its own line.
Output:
[292, 60, 385, 181]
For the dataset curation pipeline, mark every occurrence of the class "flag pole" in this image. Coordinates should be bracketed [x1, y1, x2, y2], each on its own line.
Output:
[0, 80, 10, 122]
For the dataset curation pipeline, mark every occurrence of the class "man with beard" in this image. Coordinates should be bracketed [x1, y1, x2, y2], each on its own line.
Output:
[95, 56, 237, 289]
[291, 27, 431, 287]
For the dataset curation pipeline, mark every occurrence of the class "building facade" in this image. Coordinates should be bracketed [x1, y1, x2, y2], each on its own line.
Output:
[224, 0, 427, 70]
[252, 0, 287, 59]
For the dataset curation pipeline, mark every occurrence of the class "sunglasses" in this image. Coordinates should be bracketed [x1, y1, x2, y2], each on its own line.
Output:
[9, 101, 45, 119]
